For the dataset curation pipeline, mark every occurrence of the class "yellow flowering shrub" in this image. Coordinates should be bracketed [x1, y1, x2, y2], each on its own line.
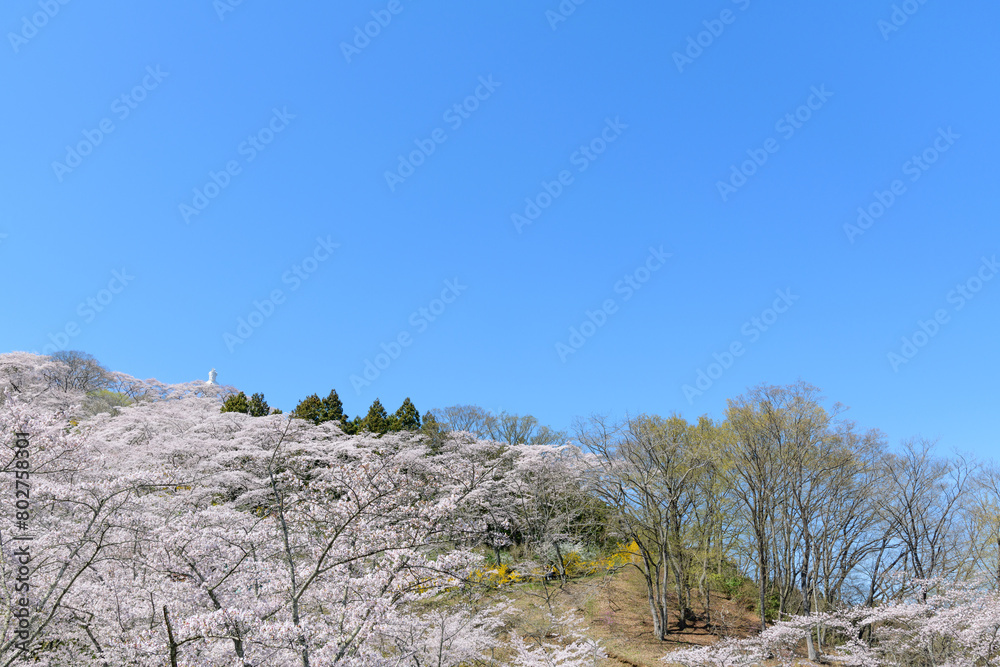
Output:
[554, 542, 638, 577]
[470, 563, 523, 588]
[470, 542, 638, 588]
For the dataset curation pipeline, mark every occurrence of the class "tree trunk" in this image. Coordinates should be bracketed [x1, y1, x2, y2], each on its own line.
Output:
[672, 565, 688, 631]
[758, 547, 768, 631]
[163, 606, 179, 667]
[553, 541, 568, 585]
[801, 530, 817, 662]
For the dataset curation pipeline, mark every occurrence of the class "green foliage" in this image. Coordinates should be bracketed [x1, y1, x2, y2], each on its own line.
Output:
[761, 590, 782, 622]
[221, 392, 250, 414]
[290, 391, 426, 438]
[294, 390, 350, 429]
[420, 412, 447, 453]
[709, 570, 750, 599]
[247, 392, 270, 417]
[293, 393, 323, 423]
[81, 389, 133, 417]
[222, 391, 273, 417]
[361, 398, 390, 435]
[393, 397, 421, 431]
[713, 571, 767, 613]
[568, 494, 615, 548]
[320, 389, 346, 424]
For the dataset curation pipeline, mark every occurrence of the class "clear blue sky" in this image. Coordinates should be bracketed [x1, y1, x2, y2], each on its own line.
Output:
[2, 1, 997, 460]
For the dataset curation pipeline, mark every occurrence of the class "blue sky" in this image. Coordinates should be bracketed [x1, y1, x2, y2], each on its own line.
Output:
[2, 1, 998, 461]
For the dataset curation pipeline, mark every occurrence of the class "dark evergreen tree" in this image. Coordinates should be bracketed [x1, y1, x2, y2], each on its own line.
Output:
[293, 394, 323, 424]
[393, 397, 421, 431]
[340, 415, 361, 435]
[247, 392, 270, 417]
[222, 391, 273, 417]
[221, 392, 250, 414]
[361, 398, 390, 435]
[320, 390, 346, 424]
[294, 390, 349, 427]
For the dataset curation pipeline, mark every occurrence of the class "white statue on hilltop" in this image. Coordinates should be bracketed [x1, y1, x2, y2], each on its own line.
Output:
[208, 368, 218, 385]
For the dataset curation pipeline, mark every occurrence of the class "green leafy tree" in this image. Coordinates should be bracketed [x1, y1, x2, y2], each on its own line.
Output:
[293, 394, 323, 424]
[392, 398, 421, 431]
[420, 411, 447, 454]
[248, 392, 270, 417]
[221, 392, 250, 414]
[81, 389, 133, 418]
[361, 398, 390, 435]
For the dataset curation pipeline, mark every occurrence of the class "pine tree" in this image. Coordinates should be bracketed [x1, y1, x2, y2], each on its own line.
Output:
[293, 394, 323, 424]
[222, 391, 272, 417]
[361, 398, 390, 435]
[221, 392, 250, 414]
[320, 390, 346, 424]
[393, 397, 421, 431]
[247, 393, 270, 417]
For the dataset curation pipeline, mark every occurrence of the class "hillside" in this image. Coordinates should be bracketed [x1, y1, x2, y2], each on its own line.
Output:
[1, 351, 999, 667]
[493, 566, 762, 667]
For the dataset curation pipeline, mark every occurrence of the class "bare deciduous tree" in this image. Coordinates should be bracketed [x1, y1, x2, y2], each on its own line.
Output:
[577, 413, 708, 637]
[43, 350, 110, 394]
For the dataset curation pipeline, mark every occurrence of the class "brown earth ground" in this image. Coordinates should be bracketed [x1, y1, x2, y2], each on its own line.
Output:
[498, 567, 824, 667]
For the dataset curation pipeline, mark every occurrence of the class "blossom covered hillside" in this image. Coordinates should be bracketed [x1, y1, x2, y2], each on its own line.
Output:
[0, 352, 601, 666]
[2, 351, 1000, 667]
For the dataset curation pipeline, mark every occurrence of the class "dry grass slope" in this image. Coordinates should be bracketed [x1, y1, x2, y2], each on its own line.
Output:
[491, 566, 763, 667]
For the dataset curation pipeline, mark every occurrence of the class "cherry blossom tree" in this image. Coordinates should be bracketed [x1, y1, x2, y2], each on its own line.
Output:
[665, 578, 1000, 667]
[0, 353, 604, 666]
